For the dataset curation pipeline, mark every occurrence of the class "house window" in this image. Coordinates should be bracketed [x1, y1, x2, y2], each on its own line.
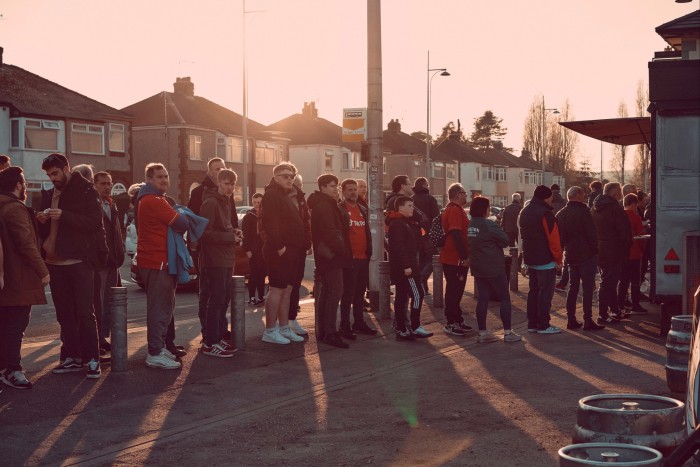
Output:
[20, 119, 60, 151]
[413, 160, 422, 177]
[481, 166, 494, 181]
[524, 171, 542, 185]
[342, 152, 363, 170]
[431, 162, 445, 178]
[255, 147, 277, 165]
[189, 135, 202, 160]
[446, 163, 457, 180]
[325, 150, 333, 171]
[493, 196, 507, 207]
[109, 123, 125, 152]
[495, 167, 507, 182]
[72, 123, 104, 155]
[217, 137, 242, 163]
[475, 166, 480, 181]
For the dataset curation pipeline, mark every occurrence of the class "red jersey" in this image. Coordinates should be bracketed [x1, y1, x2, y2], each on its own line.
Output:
[439, 202, 469, 266]
[344, 202, 367, 259]
[136, 194, 179, 270]
[625, 209, 645, 260]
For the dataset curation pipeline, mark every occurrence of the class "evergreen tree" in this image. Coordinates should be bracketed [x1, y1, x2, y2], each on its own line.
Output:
[468, 110, 511, 152]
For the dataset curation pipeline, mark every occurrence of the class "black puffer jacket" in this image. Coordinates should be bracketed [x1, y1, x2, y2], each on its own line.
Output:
[39, 173, 107, 267]
[387, 213, 419, 281]
[308, 191, 352, 272]
[412, 187, 439, 223]
[587, 188, 603, 208]
[555, 201, 598, 265]
[517, 197, 556, 266]
[591, 194, 632, 266]
[501, 200, 522, 234]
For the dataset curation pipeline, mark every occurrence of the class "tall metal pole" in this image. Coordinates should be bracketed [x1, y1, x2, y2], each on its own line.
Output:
[600, 140, 604, 181]
[426, 51, 431, 178]
[367, 0, 384, 303]
[241, 0, 249, 205]
[541, 97, 546, 174]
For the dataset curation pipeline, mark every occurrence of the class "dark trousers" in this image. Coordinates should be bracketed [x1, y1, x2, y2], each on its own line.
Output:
[289, 283, 301, 320]
[618, 259, 641, 309]
[475, 274, 512, 331]
[506, 231, 518, 248]
[48, 262, 99, 362]
[340, 258, 369, 329]
[316, 267, 344, 338]
[199, 267, 230, 340]
[443, 264, 468, 325]
[526, 267, 556, 330]
[142, 268, 177, 356]
[566, 255, 597, 321]
[247, 252, 266, 300]
[394, 276, 425, 332]
[0, 306, 32, 371]
[599, 262, 623, 318]
[94, 267, 119, 344]
[201, 267, 232, 346]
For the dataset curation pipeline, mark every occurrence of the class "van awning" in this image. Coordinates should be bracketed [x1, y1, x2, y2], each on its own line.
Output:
[558, 117, 651, 147]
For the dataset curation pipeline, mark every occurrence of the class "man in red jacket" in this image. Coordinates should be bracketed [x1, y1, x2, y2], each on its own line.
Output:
[618, 193, 647, 315]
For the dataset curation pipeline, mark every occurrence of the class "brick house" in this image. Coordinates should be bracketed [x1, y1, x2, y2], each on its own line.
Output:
[121, 77, 289, 204]
[0, 47, 133, 208]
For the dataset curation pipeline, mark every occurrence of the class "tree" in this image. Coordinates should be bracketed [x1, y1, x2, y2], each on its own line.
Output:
[568, 157, 595, 192]
[522, 96, 545, 163]
[410, 131, 430, 143]
[468, 110, 511, 152]
[546, 99, 579, 177]
[610, 100, 629, 183]
[632, 80, 651, 192]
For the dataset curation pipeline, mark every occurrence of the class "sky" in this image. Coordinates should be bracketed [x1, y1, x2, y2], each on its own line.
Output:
[1, 0, 698, 171]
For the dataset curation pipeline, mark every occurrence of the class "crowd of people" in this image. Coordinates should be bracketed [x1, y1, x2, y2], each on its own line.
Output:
[0, 151, 653, 390]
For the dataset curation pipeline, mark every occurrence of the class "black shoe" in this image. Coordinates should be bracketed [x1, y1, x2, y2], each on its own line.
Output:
[338, 327, 357, 340]
[629, 306, 648, 315]
[567, 320, 583, 330]
[352, 321, 378, 335]
[597, 316, 613, 325]
[166, 346, 187, 358]
[396, 330, 415, 341]
[323, 333, 349, 349]
[584, 320, 605, 331]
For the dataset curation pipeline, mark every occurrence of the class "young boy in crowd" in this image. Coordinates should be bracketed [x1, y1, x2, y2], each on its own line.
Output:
[387, 196, 433, 341]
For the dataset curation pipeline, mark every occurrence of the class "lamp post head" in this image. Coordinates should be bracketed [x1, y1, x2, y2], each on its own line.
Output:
[440, 70, 450, 76]
[552, 109, 560, 115]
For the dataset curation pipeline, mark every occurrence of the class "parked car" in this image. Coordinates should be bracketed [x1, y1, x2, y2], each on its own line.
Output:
[236, 206, 253, 222]
[124, 223, 137, 257]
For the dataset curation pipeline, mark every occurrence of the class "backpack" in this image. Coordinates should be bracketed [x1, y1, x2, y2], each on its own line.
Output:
[428, 211, 445, 248]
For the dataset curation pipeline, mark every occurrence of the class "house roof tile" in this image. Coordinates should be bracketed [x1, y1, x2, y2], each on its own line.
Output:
[267, 113, 360, 150]
[0, 64, 130, 121]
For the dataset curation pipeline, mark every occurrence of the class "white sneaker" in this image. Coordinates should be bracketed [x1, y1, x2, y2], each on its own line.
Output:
[537, 326, 562, 335]
[412, 326, 434, 338]
[279, 325, 305, 342]
[146, 350, 182, 369]
[161, 348, 177, 360]
[477, 332, 499, 343]
[289, 319, 308, 336]
[262, 329, 291, 345]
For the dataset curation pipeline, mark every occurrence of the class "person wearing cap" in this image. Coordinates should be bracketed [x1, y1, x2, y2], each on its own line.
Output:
[517, 185, 563, 335]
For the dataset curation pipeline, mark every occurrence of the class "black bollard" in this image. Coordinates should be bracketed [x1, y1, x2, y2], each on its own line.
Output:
[379, 261, 391, 320]
[232, 275, 246, 351]
[109, 287, 128, 372]
[432, 255, 444, 308]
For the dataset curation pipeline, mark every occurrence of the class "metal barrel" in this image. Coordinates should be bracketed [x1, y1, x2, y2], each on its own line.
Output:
[558, 443, 662, 466]
[109, 287, 128, 372]
[572, 394, 687, 456]
[432, 255, 444, 308]
[665, 314, 692, 393]
[231, 275, 246, 351]
[378, 261, 391, 321]
[509, 247, 519, 292]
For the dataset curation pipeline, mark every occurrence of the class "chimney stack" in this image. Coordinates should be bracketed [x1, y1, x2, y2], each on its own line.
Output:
[173, 77, 194, 96]
[302, 101, 318, 118]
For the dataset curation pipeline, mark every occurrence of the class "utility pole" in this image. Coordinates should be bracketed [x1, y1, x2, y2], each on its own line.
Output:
[366, 0, 384, 306]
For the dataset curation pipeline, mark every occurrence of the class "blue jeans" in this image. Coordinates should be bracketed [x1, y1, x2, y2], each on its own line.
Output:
[566, 255, 597, 321]
[201, 267, 232, 346]
[526, 267, 556, 330]
[475, 274, 512, 331]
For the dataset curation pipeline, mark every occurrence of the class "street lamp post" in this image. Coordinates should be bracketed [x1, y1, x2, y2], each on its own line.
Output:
[426, 51, 450, 178]
[541, 97, 559, 181]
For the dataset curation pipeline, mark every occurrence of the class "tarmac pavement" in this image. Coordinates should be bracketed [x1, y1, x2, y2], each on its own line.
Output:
[0, 275, 678, 466]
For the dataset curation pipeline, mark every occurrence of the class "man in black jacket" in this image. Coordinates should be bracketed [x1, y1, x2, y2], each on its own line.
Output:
[411, 177, 439, 294]
[37, 153, 106, 379]
[260, 163, 307, 345]
[587, 181, 603, 208]
[501, 193, 522, 247]
[93, 171, 126, 353]
[556, 186, 604, 331]
[591, 182, 632, 324]
[309, 174, 353, 348]
[338, 179, 376, 339]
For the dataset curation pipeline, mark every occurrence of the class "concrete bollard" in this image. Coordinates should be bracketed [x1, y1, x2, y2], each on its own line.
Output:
[379, 261, 391, 320]
[432, 255, 444, 308]
[109, 287, 128, 372]
[232, 275, 246, 351]
[313, 268, 324, 341]
[509, 247, 519, 292]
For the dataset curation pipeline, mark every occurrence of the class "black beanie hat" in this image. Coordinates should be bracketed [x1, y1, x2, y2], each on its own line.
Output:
[534, 185, 553, 200]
